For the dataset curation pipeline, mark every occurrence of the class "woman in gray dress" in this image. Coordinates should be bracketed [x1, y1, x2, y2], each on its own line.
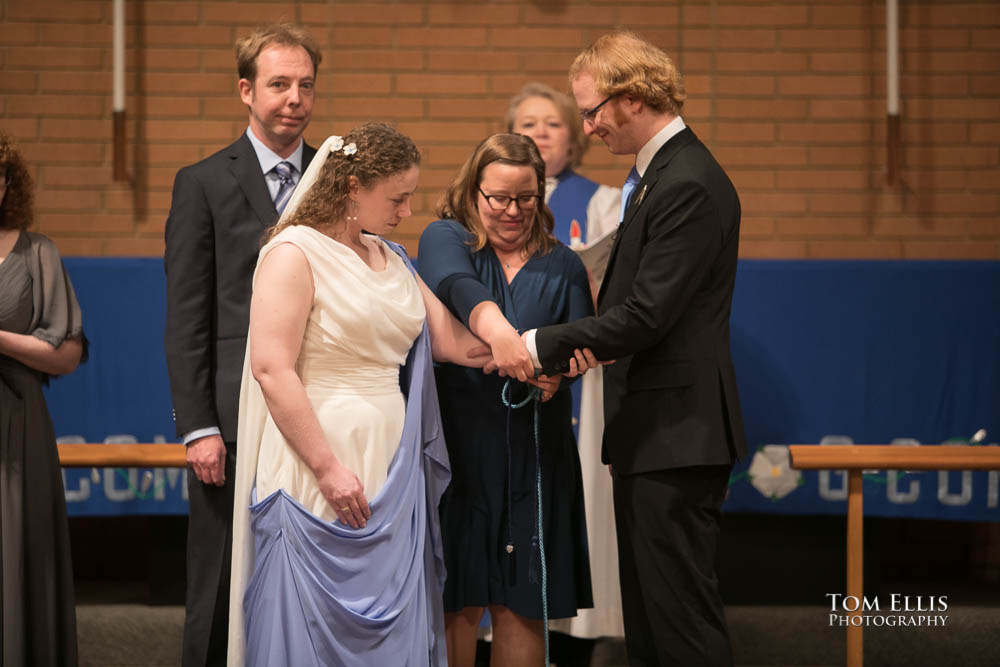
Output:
[0, 133, 85, 666]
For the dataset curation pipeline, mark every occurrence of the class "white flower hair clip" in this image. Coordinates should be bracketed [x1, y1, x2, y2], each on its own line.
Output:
[327, 136, 357, 157]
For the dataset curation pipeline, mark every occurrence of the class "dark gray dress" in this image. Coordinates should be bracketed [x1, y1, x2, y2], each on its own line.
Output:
[0, 230, 83, 666]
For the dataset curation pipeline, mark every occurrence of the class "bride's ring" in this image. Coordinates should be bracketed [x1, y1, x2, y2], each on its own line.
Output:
[341, 506, 350, 511]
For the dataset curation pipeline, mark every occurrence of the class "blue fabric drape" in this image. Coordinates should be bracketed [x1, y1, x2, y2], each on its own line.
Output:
[241, 243, 450, 666]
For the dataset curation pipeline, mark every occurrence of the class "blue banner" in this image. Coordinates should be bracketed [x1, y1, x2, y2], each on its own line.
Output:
[724, 260, 1000, 520]
[45, 258, 1000, 519]
[45, 258, 185, 515]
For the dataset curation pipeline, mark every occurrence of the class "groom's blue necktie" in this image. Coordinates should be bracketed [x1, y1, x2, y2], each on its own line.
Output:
[273, 161, 296, 214]
[619, 166, 641, 223]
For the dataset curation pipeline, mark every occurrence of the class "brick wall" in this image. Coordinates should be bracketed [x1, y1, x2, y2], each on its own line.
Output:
[1, 0, 998, 258]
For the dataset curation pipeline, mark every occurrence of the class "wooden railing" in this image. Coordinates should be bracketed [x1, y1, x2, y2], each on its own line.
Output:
[58, 442, 1000, 665]
[58, 443, 187, 468]
[788, 445, 1000, 667]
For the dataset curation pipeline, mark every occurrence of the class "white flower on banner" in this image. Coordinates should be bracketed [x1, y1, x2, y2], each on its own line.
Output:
[328, 136, 344, 152]
[748, 445, 802, 500]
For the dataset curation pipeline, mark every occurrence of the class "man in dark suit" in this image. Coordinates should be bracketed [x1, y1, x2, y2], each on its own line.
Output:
[525, 31, 747, 666]
[163, 23, 320, 667]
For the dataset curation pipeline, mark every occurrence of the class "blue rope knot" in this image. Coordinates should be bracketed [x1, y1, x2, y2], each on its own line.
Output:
[500, 379, 540, 408]
[500, 378, 549, 667]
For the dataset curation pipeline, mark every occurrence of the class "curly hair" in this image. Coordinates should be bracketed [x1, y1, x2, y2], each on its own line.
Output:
[504, 82, 590, 171]
[0, 132, 34, 231]
[569, 30, 686, 116]
[437, 133, 555, 258]
[266, 122, 420, 243]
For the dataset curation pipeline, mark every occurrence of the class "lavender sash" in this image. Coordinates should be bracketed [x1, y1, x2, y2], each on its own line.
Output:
[234, 244, 450, 666]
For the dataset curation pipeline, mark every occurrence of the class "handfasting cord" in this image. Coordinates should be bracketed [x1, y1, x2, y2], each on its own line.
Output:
[500, 379, 549, 667]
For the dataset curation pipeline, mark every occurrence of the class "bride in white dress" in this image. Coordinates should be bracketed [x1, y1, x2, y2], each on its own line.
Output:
[228, 124, 494, 667]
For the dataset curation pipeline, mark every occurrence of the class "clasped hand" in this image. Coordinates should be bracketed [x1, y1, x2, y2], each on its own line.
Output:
[470, 330, 607, 402]
[316, 460, 371, 529]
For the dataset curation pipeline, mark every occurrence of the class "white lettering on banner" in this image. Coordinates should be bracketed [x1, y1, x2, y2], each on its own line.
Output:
[937, 441, 974, 506]
[887, 439, 920, 504]
[818, 469, 849, 500]
[62, 471, 91, 501]
[153, 468, 188, 501]
[887, 469, 920, 503]
[938, 470, 974, 506]
[104, 467, 139, 501]
[809, 435, 998, 511]
[103, 434, 139, 501]
[817, 435, 852, 501]
[57, 435, 91, 501]
[59, 434, 188, 505]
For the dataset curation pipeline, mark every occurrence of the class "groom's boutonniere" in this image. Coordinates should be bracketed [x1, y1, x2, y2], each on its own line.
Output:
[635, 184, 647, 208]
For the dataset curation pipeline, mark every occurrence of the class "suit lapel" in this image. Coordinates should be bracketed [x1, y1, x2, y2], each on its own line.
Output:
[302, 142, 317, 171]
[598, 127, 699, 305]
[619, 127, 695, 233]
[229, 133, 278, 230]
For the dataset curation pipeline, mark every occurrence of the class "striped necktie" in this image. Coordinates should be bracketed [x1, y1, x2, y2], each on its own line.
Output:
[619, 166, 641, 223]
[273, 161, 295, 214]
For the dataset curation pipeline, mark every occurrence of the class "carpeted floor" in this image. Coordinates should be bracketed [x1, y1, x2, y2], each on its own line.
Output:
[77, 605, 183, 667]
[76, 604, 1000, 666]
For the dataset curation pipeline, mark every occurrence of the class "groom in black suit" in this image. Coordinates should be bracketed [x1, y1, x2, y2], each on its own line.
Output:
[163, 24, 320, 666]
[526, 31, 747, 666]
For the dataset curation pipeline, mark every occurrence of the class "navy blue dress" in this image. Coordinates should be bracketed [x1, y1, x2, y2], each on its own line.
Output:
[419, 219, 594, 619]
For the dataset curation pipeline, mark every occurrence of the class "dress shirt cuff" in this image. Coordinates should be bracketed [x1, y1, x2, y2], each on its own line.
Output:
[524, 329, 542, 371]
[183, 426, 221, 446]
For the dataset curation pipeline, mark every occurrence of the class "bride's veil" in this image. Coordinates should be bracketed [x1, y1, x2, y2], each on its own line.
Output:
[226, 134, 342, 667]
[271, 134, 344, 233]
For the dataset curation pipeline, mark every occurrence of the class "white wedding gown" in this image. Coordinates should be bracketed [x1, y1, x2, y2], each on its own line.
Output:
[228, 224, 428, 666]
[251, 225, 426, 519]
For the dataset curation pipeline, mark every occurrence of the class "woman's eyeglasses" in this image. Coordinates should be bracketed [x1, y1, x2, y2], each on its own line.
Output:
[478, 188, 541, 212]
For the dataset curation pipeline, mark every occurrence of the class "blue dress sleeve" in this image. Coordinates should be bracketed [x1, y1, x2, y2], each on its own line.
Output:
[417, 220, 497, 326]
[563, 248, 595, 323]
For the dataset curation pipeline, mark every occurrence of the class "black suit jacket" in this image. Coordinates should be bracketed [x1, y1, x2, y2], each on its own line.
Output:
[537, 127, 747, 474]
[164, 133, 316, 442]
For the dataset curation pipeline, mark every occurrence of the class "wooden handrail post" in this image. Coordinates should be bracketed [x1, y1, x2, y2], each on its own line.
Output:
[788, 444, 1000, 667]
[847, 470, 864, 667]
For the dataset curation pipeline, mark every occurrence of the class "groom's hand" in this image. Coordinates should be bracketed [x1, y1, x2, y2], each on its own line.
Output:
[527, 374, 561, 402]
[564, 347, 605, 377]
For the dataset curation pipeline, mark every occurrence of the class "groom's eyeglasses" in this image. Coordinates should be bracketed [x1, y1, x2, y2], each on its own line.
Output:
[478, 188, 541, 212]
[579, 94, 617, 124]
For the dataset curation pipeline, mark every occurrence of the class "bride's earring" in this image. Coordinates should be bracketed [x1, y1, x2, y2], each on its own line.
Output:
[347, 200, 359, 222]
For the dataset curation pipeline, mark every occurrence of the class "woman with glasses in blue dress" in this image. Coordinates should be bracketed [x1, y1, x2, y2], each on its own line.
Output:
[506, 83, 626, 650]
[418, 133, 594, 667]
